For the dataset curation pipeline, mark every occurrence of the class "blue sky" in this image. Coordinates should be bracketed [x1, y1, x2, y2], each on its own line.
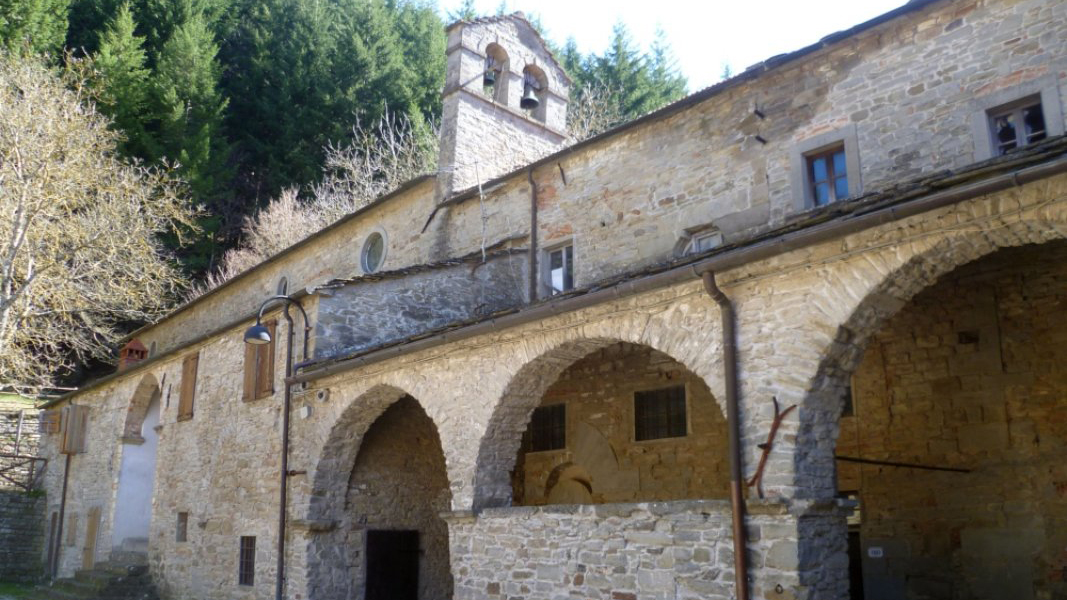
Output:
[436, 0, 909, 90]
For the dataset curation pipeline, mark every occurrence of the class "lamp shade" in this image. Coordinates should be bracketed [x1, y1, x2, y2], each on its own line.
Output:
[244, 323, 272, 345]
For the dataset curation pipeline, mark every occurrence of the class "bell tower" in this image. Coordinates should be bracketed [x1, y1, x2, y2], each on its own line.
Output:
[437, 13, 570, 200]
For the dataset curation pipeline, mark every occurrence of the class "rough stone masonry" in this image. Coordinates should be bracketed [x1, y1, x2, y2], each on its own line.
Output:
[33, 1, 1067, 599]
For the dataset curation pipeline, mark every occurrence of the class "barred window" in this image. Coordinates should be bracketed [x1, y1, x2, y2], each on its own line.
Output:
[634, 386, 687, 441]
[526, 404, 565, 452]
[238, 536, 256, 586]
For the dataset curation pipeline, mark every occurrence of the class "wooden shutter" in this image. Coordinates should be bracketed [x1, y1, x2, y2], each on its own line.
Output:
[61, 405, 89, 454]
[82, 507, 100, 570]
[39, 409, 61, 434]
[255, 320, 277, 400]
[243, 340, 257, 402]
[243, 320, 277, 401]
[178, 352, 199, 421]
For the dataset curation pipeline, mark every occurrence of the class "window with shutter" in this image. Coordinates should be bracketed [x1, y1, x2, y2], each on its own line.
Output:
[178, 353, 199, 421]
[243, 320, 277, 401]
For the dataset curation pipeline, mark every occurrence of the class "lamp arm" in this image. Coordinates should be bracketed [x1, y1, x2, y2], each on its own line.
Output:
[256, 295, 311, 361]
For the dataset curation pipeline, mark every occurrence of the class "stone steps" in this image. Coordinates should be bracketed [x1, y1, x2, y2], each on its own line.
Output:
[33, 561, 159, 600]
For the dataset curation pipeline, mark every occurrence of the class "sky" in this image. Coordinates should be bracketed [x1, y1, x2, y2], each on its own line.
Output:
[436, 0, 909, 91]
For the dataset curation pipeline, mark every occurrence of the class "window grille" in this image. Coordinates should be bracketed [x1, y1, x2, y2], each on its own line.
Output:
[634, 386, 687, 441]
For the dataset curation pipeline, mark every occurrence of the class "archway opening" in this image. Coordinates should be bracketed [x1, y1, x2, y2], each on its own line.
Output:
[113, 374, 161, 555]
[510, 341, 729, 506]
[344, 395, 453, 600]
[832, 241, 1067, 600]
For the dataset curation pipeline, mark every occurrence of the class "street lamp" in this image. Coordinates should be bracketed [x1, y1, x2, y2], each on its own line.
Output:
[244, 295, 310, 600]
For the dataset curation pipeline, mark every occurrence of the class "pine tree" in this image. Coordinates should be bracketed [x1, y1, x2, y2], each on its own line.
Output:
[88, 3, 156, 158]
[153, 11, 230, 272]
[66, 0, 123, 54]
[0, 0, 71, 55]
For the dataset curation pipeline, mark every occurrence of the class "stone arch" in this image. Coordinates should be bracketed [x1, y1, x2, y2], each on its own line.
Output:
[473, 331, 725, 510]
[795, 216, 1067, 499]
[521, 63, 548, 122]
[305, 384, 453, 600]
[121, 373, 159, 442]
[484, 42, 510, 104]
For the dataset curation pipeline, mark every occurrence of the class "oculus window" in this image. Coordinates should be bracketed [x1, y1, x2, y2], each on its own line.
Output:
[361, 231, 386, 273]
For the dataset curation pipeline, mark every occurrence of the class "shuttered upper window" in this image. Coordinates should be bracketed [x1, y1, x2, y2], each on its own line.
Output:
[178, 352, 199, 421]
[242, 320, 276, 401]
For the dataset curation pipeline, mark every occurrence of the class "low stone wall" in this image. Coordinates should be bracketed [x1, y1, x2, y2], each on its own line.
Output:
[0, 489, 46, 583]
[447, 499, 790, 600]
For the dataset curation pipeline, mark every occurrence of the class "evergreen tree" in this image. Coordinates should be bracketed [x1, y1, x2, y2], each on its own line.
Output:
[0, 0, 71, 55]
[153, 12, 230, 272]
[66, 0, 123, 53]
[88, 3, 156, 158]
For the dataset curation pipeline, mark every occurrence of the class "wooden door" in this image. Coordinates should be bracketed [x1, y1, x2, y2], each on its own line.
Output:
[82, 507, 101, 570]
[365, 530, 419, 600]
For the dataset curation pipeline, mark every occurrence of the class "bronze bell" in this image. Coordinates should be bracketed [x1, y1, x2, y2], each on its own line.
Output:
[521, 83, 539, 110]
[484, 56, 497, 88]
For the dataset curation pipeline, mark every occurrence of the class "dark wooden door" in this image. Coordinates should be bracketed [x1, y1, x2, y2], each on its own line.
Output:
[366, 530, 419, 600]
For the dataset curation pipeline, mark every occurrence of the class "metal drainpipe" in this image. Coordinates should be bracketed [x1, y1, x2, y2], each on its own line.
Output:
[51, 452, 72, 579]
[527, 168, 539, 303]
[701, 270, 749, 600]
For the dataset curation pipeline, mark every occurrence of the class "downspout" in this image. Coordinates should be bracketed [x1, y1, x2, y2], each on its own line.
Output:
[527, 168, 539, 302]
[51, 453, 72, 579]
[701, 270, 749, 600]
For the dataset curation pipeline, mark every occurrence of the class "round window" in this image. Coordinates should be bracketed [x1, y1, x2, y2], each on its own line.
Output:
[361, 232, 385, 273]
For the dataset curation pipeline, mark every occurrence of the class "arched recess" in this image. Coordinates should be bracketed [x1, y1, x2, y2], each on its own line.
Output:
[121, 373, 159, 442]
[112, 374, 161, 553]
[794, 214, 1067, 599]
[796, 219, 1067, 500]
[305, 385, 453, 600]
[483, 42, 510, 103]
[473, 336, 726, 510]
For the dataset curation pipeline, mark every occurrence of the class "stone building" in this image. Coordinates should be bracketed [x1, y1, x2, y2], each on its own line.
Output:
[36, 1, 1067, 599]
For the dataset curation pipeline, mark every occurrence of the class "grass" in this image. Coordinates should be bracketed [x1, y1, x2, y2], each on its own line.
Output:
[0, 581, 34, 598]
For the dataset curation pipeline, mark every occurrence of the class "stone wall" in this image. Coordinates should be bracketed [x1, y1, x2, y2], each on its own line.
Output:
[315, 249, 528, 359]
[838, 241, 1067, 600]
[515, 342, 730, 505]
[447, 500, 804, 600]
[0, 489, 47, 583]
[344, 397, 452, 600]
[0, 396, 40, 489]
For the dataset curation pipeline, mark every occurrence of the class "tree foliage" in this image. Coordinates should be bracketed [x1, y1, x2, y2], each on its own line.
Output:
[0, 0, 71, 55]
[0, 54, 195, 390]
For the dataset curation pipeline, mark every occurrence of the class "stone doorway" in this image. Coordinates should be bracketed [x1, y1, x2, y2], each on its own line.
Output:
[834, 242, 1067, 600]
[345, 395, 452, 600]
[365, 529, 419, 600]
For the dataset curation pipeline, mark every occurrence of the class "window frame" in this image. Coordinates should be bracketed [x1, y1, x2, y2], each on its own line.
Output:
[791, 124, 862, 211]
[525, 403, 566, 453]
[238, 536, 256, 586]
[970, 75, 1064, 161]
[987, 97, 1047, 155]
[360, 230, 388, 274]
[543, 242, 574, 296]
[176, 512, 189, 543]
[633, 384, 689, 442]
